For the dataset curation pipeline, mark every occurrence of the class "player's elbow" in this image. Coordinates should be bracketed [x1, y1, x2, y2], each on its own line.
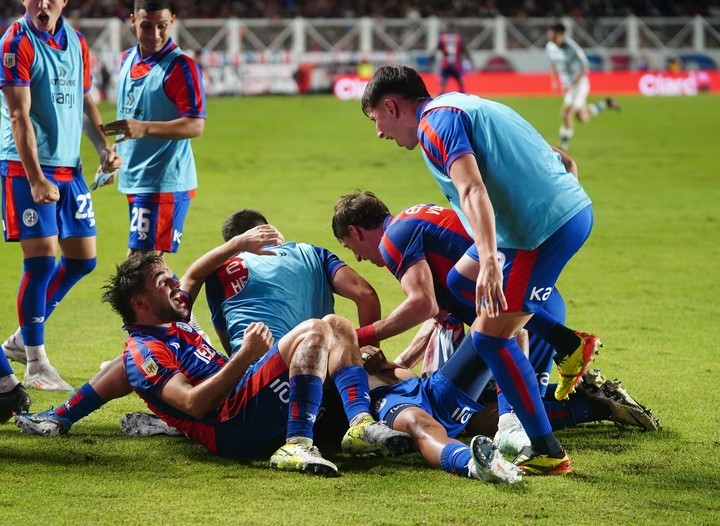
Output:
[187, 118, 205, 138]
[356, 285, 381, 308]
[183, 400, 213, 419]
[410, 293, 439, 321]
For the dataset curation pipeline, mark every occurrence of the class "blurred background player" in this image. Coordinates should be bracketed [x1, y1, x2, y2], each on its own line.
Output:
[0, 0, 121, 391]
[545, 22, 620, 150]
[437, 25, 472, 94]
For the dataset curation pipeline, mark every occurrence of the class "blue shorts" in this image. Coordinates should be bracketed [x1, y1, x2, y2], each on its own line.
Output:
[127, 190, 194, 253]
[371, 371, 483, 439]
[465, 205, 593, 313]
[441, 65, 463, 81]
[1, 162, 96, 242]
[214, 343, 290, 458]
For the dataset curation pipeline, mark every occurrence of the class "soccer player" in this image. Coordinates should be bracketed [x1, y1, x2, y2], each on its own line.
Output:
[98, 0, 205, 260]
[204, 209, 381, 356]
[0, 0, 121, 391]
[331, 192, 658, 452]
[545, 22, 620, 150]
[19, 244, 411, 475]
[437, 26, 472, 94]
[360, 65, 598, 475]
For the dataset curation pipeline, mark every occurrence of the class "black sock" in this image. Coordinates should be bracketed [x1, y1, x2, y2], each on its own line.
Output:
[549, 324, 582, 361]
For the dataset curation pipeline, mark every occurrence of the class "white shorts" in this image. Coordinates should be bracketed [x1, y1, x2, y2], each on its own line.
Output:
[563, 76, 590, 109]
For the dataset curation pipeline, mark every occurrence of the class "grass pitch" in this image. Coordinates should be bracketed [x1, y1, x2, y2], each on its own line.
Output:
[1, 93, 719, 525]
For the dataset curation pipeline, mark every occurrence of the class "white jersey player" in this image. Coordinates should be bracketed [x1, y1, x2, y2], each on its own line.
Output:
[545, 22, 620, 150]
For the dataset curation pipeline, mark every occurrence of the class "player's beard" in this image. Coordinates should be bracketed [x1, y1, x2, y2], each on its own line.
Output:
[152, 295, 189, 324]
[156, 303, 189, 324]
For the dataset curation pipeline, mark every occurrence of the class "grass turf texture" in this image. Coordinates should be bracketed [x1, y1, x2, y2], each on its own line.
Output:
[1, 94, 718, 525]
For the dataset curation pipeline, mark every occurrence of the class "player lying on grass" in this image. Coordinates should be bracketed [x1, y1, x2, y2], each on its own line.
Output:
[17, 232, 413, 476]
[15, 210, 523, 483]
[397, 317, 659, 458]
[331, 192, 658, 460]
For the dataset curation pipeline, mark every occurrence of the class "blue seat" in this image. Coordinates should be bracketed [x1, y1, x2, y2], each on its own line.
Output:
[679, 53, 718, 71]
[586, 52, 604, 71]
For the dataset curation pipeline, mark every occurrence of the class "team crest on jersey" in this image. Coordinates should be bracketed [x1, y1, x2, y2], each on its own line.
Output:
[3, 53, 15, 68]
[22, 209, 38, 227]
[177, 321, 192, 332]
[141, 357, 159, 377]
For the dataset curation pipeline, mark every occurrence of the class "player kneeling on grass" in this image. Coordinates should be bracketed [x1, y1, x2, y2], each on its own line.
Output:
[16, 246, 411, 476]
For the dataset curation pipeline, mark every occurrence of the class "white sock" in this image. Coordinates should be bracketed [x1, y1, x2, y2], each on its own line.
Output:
[25, 345, 50, 374]
[349, 412, 372, 427]
[4, 327, 23, 347]
[0, 374, 19, 393]
[286, 436, 313, 446]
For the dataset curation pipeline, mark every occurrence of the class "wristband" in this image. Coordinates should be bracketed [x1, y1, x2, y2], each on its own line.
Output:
[356, 324, 378, 347]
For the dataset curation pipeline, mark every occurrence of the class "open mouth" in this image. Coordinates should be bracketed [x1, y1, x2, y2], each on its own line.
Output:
[38, 13, 50, 26]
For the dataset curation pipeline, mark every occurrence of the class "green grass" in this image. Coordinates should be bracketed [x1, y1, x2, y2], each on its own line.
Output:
[1, 94, 719, 525]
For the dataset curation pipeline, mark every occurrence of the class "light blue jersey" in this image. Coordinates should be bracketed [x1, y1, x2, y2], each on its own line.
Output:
[204, 242, 345, 354]
[545, 37, 589, 89]
[417, 93, 591, 250]
[115, 45, 197, 194]
[0, 17, 83, 167]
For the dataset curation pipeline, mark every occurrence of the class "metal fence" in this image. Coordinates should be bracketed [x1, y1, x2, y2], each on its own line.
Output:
[76, 16, 720, 96]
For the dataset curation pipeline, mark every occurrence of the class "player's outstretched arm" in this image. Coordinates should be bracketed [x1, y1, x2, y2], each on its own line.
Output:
[362, 261, 439, 346]
[180, 225, 284, 300]
[393, 318, 437, 369]
[103, 116, 204, 142]
[450, 154, 507, 318]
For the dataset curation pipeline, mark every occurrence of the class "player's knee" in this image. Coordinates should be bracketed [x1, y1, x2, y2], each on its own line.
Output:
[447, 267, 475, 307]
[321, 314, 354, 338]
[297, 318, 332, 349]
[395, 407, 437, 439]
[62, 256, 97, 277]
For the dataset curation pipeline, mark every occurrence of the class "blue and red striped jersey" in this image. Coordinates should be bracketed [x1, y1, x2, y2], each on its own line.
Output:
[380, 204, 476, 324]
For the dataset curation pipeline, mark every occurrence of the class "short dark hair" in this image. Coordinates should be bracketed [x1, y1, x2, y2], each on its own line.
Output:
[550, 22, 566, 34]
[361, 65, 430, 116]
[221, 209, 268, 242]
[101, 252, 165, 325]
[331, 191, 391, 239]
[134, 0, 176, 14]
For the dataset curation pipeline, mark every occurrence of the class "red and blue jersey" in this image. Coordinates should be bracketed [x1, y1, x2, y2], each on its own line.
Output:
[438, 32, 464, 70]
[123, 321, 227, 453]
[380, 204, 476, 325]
[116, 38, 206, 194]
[123, 320, 291, 458]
